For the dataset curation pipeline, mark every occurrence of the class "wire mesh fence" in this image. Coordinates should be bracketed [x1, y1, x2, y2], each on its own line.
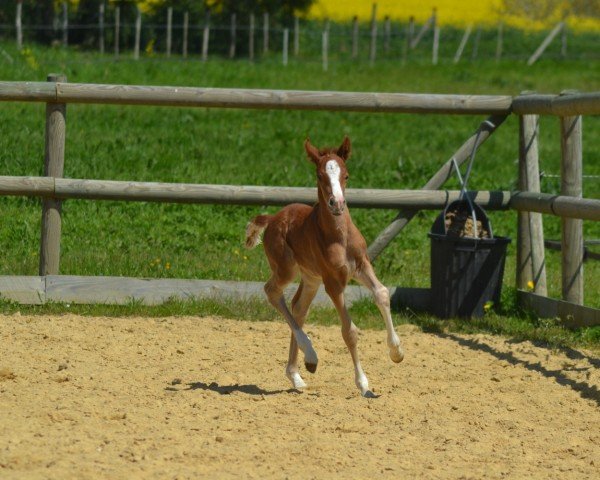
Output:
[1, 10, 599, 65]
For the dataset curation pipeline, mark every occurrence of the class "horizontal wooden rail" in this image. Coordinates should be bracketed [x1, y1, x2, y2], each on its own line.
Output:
[0, 81, 513, 114]
[3, 176, 598, 220]
[544, 240, 600, 262]
[510, 191, 600, 221]
[0, 81, 57, 103]
[512, 92, 600, 116]
[0, 176, 55, 195]
[0, 175, 511, 210]
[2, 82, 598, 117]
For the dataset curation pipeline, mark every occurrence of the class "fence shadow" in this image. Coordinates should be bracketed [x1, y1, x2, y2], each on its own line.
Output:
[439, 333, 600, 407]
[506, 338, 600, 370]
[182, 381, 301, 396]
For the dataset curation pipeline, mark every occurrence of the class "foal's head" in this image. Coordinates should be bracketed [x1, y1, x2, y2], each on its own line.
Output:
[304, 136, 351, 216]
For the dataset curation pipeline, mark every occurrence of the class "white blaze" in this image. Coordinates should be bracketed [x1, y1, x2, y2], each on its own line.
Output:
[325, 159, 344, 202]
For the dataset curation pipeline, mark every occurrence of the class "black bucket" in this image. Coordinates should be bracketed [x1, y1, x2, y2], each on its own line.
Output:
[428, 207, 511, 318]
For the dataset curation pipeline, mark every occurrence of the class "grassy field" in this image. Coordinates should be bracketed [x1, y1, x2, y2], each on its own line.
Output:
[0, 39, 599, 348]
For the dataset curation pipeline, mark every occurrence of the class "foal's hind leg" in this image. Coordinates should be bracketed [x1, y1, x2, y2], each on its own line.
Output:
[354, 262, 404, 363]
[287, 278, 320, 388]
[264, 274, 319, 374]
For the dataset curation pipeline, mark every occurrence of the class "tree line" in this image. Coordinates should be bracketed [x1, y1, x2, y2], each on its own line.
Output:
[1, 1, 315, 47]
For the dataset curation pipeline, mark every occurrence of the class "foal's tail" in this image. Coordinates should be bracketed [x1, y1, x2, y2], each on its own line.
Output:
[245, 215, 271, 249]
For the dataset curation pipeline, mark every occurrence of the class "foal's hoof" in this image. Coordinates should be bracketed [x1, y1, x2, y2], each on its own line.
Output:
[362, 390, 380, 399]
[305, 362, 318, 374]
[390, 346, 405, 363]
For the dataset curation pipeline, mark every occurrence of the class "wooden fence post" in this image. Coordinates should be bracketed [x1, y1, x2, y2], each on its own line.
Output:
[351, 16, 359, 59]
[62, 2, 68, 47]
[454, 25, 472, 63]
[431, 8, 438, 64]
[471, 26, 481, 60]
[53, 8, 58, 36]
[114, 6, 120, 58]
[263, 12, 269, 54]
[166, 7, 172, 57]
[134, 8, 141, 60]
[294, 17, 300, 56]
[283, 28, 289, 66]
[496, 22, 503, 62]
[384, 15, 391, 54]
[369, 3, 377, 66]
[202, 12, 210, 62]
[40, 74, 67, 276]
[229, 13, 236, 59]
[16, 0, 23, 50]
[183, 11, 189, 58]
[432, 25, 439, 65]
[249, 14, 255, 60]
[407, 16, 414, 47]
[560, 99, 584, 304]
[99, 3, 105, 54]
[527, 21, 564, 65]
[410, 11, 433, 49]
[402, 17, 413, 64]
[517, 109, 547, 295]
[561, 20, 567, 57]
[322, 29, 329, 71]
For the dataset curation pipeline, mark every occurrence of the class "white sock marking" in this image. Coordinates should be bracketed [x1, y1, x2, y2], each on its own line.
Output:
[295, 330, 318, 366]
[286, 370, 307, 389]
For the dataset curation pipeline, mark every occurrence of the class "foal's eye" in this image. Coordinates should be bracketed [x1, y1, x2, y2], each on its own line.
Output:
[345, 175, 349, 180]
[317, 173, 323, 180]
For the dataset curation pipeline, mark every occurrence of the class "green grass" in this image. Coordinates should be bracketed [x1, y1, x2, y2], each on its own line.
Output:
[0, 39, 599, 349]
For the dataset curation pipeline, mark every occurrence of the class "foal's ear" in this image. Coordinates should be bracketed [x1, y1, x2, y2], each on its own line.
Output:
[304, 138, 321, 165]
[337, 135, 351, 161]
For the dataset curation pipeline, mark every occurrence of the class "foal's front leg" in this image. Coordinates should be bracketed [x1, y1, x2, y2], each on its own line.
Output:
[287, 278, 320, 388]
[354, 263, 404, 363]
[324, 280, 372, 397]
[264, 276, 319, 373]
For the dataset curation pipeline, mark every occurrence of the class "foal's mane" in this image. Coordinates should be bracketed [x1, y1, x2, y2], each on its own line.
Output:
[318, 146, 339, 156]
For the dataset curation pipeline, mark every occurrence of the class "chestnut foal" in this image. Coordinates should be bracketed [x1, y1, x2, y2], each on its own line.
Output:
[245, 136, 404, 397]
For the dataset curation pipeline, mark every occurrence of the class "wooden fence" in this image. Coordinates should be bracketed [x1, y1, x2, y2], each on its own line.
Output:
[0, 78, 598, 326]
[6, 4, 597, 66]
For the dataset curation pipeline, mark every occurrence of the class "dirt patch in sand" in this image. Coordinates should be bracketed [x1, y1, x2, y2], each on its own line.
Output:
[0, 313, 598, 479]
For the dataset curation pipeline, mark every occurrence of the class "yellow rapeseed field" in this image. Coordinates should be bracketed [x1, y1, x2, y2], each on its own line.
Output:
[59, 0, 600, 31]
[307, 0, 600, 31]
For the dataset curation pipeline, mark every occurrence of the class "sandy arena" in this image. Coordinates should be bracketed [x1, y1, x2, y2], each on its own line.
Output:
[1, 313, 598, 479]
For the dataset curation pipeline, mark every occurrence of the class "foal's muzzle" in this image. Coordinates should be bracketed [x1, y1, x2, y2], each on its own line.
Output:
[328, 196, 346, 216]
